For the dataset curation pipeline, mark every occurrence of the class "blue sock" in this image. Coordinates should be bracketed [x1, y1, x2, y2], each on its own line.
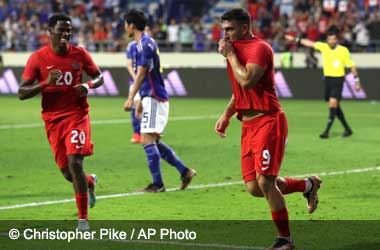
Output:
[143, 144, 163, 187]
[157, 141, 188, 175]
[131, 106, 141, 134]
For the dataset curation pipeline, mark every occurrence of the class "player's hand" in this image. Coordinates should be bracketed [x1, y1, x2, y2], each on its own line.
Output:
[285, 34, 295, 42]
[214, 116, 230, 138]
[355, 82, 361, 92]
[74, 84, 89, 97]
[124, 98, 133, 112]
[46, 70, 62, 85]
[135, 100, 143, 119]
[218, 39, 234, 58]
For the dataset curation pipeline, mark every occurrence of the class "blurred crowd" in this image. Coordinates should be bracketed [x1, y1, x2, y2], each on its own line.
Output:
[0, 0, 379, 53]
[247, 0, 380, 52]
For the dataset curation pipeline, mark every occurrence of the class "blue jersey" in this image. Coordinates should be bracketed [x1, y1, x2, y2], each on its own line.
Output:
[135, 34, 168, 101]
[126, 41, 137, 85]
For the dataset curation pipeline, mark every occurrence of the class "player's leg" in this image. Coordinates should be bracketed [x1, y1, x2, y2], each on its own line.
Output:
[336, 104, 353, 137]
[130, 104, 142, 144]
[60, 167, 96, 207]
[130, 92, 142, 144]
[67, 154, 89, 230]
[156, 140, 196, 190]
[139, 97, 165, 192]
[254, 112, 294, 249]
[257, 174, 294, 250]
[321, 77, 345, 138]
[141, 133, 165, 192]
[65, 115, 98, 229]
[320, 97, 338, 138]
[141, 97, 195, 190]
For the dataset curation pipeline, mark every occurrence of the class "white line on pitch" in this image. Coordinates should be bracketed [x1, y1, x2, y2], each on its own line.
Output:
[0, 115, 219, 130]
[0, 166, 379, 211]
[107, 239, 265, 250]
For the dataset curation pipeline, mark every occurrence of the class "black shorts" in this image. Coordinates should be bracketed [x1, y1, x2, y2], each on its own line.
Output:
[324, 76, 344, 101]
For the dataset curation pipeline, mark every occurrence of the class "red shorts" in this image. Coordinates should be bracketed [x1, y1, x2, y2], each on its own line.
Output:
[241, 111, 288, 183]
[44, 114, 94, 169]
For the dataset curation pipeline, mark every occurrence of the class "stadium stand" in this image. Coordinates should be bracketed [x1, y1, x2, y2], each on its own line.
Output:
[0, 0, 379, 52]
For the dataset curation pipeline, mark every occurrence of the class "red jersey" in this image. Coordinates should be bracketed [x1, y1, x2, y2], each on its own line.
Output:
[22, 44, 99, 121]
[227, 38, 281, 116]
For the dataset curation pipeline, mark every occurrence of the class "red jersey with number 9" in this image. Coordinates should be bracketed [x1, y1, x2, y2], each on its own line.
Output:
[227, 38, 282, 116]
[22, 44, 99, 121]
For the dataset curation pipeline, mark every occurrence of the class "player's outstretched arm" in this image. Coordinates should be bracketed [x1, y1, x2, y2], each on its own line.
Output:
[18, 70, 61, 100]
[285, 34, 315, 48]
[215, 95, 235, 138]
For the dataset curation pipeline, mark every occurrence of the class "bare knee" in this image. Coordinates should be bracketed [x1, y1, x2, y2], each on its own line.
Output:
[245, 181, 264, 197]
[142, 133, 159, 145]
[257, 175, 276, 195]
[329, 98, 338, 108]
[61, 167, 72, 182]
[67, 155, 84, 177]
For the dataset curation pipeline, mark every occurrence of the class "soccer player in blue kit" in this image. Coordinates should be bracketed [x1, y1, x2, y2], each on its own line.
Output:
[126, 40, 142, 144]
[123, 9, 196, 192]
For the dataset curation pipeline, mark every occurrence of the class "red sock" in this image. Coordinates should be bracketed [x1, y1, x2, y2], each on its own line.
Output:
[86, 175, 94, 188]
[282, 177, 306, 194]
[271, 208, 290, 237]
[75, 192, 88, 220]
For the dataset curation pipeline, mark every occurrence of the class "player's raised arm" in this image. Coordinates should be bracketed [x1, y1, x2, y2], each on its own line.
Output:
[219, 39, 265, 89]
[18, 70, 61, 100]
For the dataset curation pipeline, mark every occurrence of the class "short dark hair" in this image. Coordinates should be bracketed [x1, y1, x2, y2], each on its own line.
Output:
[124, 9, 147, 31]
[221, 8, 251, 28]
[327, 25, 339, 36]
[48, 13, 71, 28]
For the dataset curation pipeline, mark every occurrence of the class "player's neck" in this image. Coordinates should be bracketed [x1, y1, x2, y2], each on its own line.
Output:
[50, 43, 68, 55]
[245, 33, 254, 40]
[134, 31, 144, 42]
[238, 33, 254, 40]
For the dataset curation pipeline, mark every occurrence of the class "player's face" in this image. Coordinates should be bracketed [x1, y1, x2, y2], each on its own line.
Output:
[125, 22, 134, 38]
[327, 35, 338, 49]
[50, 20, 72, 47]
[222, 20, 247, 41]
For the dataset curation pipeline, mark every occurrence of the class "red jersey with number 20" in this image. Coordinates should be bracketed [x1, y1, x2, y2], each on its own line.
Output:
[227, 38, 281, 115]
[22, 44, 99, 121]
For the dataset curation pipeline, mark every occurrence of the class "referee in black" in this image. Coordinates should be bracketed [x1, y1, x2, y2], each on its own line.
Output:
[286, 26, 362, 139]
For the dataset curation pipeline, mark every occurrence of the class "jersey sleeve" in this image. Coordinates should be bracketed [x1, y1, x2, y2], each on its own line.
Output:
[126, 42, 134, 59]
[136, 43, 153, 68]
[343, 47, 355, 68]
[245, 42, 271, 69]
[81, 48, 100, 76]
[314, 42, 326, 52]
[22, 53, 39, 81]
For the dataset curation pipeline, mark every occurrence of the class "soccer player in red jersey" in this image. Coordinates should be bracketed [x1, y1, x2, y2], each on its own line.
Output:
[215, 9, 322, 250]
[18, 14, 103, 230]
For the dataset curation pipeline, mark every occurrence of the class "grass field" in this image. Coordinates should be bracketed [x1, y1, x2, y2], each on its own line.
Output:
[0, 96, 379, 249]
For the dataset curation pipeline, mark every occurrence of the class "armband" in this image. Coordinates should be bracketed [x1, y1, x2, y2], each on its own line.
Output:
[81, 83, 90, 91]
[86, 80, 95, 88]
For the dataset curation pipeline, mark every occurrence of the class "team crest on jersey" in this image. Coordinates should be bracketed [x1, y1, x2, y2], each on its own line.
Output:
[72, 63, 81, 69]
